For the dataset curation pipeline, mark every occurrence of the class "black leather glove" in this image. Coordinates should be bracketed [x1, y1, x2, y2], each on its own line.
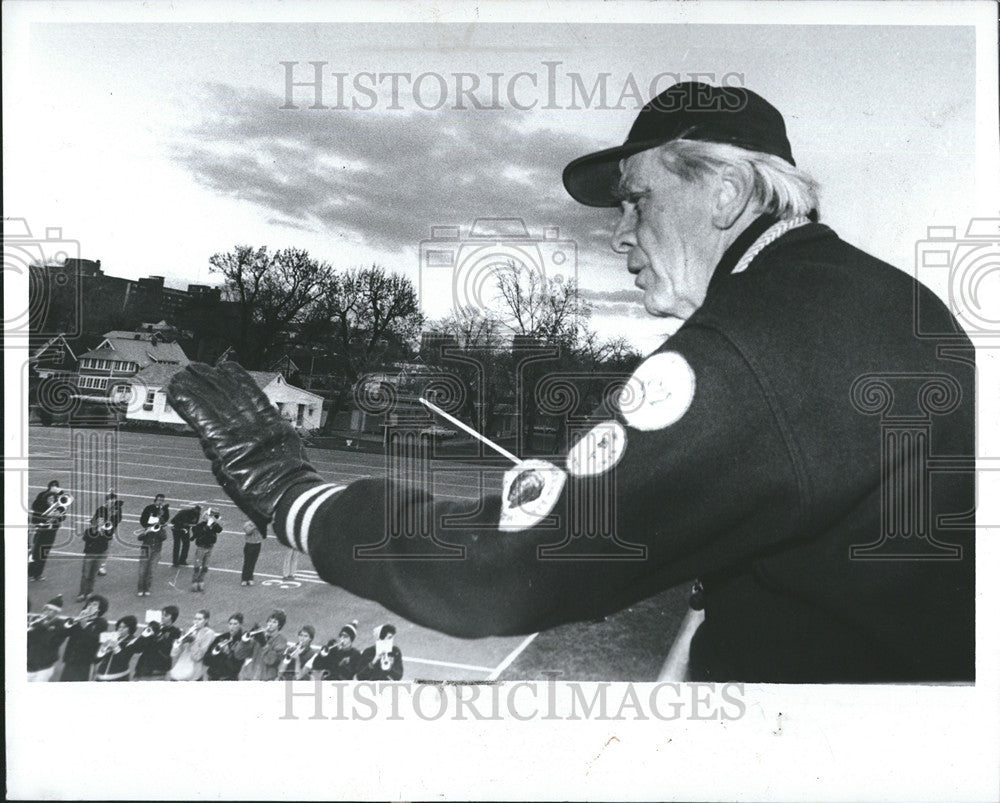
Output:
[166, 362, 323, 532]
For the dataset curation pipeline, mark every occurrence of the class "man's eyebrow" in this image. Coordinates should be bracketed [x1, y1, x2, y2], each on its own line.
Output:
[612, 177, 647, 203]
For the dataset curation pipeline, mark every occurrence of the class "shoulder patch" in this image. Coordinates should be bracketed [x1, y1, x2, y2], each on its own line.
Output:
[621, 351, 696, 431]
[499, 460, 567, 533]
[566, 420, 628, 477]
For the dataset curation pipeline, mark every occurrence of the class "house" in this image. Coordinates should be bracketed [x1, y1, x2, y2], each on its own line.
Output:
[30, 334, 78, 378]
[74, 327, 190, 403]
[247, 371, 324, 430]
[121, 366, 324, 431]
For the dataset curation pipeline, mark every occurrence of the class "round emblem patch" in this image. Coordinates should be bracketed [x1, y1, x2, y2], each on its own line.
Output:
[499, 459, 567, 533]
[566, 420, 628, 477]
[621, 351, 696, 431]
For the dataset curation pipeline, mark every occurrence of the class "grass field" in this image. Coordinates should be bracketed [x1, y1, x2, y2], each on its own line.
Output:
[26, 425, 689, 680]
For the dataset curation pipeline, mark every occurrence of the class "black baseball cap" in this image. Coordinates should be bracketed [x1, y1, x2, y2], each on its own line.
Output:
[563, 82, 795, 207]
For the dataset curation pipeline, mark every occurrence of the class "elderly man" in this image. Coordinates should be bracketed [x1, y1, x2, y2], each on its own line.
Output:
[168, 82, 974, 683]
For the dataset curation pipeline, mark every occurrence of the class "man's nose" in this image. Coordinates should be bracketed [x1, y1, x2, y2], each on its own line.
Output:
[611, 212, 635, 256]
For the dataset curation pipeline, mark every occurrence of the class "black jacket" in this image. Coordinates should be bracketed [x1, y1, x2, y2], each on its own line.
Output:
[273, 222, 974, 683]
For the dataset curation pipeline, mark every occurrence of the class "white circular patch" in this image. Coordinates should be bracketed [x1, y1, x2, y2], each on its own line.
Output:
[621, 351, 696, 431]
[566, 420, 628, 477]
[499, 459, 567, 533]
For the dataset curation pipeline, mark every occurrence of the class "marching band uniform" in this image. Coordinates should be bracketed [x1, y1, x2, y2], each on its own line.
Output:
[170, 505, 201, 567]
[137, 499, 170, 595]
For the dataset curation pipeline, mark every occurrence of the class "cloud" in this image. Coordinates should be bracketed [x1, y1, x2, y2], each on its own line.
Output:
[171, 82, 618, 265]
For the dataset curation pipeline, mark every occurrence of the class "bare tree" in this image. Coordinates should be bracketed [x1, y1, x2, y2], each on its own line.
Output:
[209, 245, 334, 368]
[305, 265, 424, 432]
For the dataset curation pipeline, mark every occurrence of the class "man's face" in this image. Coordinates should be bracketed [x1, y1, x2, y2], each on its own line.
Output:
[161, 611, 175, 627]
[265, 617, 280, 634]
[116, 622, 129, 636]
[297, 631, 312, 646]
[83, 601, 99, 617]
[193, 613, 206, 629]
[154, 495, 165, 507]
[612, 150, 719, 320]
[228, 618, 241, 635]
[337, 633, 352, 649]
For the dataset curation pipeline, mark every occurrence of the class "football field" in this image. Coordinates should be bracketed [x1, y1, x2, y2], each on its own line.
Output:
[26, 425, 688, 680]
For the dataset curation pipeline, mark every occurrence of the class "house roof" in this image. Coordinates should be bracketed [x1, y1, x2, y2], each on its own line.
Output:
[30, 334, 76, 362]
[78, 335, 189, 367]
[247, 371, 281, 388]
[131, 362, 187, 388]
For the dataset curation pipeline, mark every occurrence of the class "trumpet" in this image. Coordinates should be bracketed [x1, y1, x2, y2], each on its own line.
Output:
[211, 634, 237, 655]
[242, 627, 266, 641]
[133, 522, 163, 536]
[64, 611, 96, 629]
[98, 520, 115, 533]
[179, 624, 200, 642]
[141, 625, 157, 638]
[97, 630, 131, 657]
[283, 643, 304, 661]
[42, 493, 73, 519]
[27, 612, 56, 630]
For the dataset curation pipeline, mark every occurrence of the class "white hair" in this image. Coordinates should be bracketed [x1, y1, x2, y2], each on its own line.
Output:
[651, 139, 820, 219]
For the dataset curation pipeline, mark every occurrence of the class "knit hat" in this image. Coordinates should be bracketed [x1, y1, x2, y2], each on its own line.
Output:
[339, 620, 359, 641]
[46, 595, 64, 611]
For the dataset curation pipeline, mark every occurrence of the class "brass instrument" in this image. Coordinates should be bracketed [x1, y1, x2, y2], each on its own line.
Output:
[27, 612, 56, 631]
[41, 493, 73, 519]
[211, 635, 237, 656]
[141, 625, 156, 638]
[179, 624, 199, 642]
[98, 520, 115, 534]
[64, 611, 96, 629]
[97, 631, 130, 658]
[242, 627, 266, 641]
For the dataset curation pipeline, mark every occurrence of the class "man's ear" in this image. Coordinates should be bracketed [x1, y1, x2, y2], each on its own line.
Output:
[712, 164, 754, 230]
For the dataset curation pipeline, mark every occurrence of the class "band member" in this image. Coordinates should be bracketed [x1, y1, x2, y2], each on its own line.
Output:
[27, 595, 69, 681]
[78, 517, 114, 600]
[29, 480, 67, 581]
[137, 494, 170, 596]
[94, 615, 140, 681]
[133, 605, 182, 681]
[59, 594, 109, 681]
[355, 624, 404, 681]
[279, 625, 318, 681]
[234, 609, 288, 681]
[169, 502, 203, 567]
[240, 520, 263, 586]
[190, 509, 223, 592]
[168, 609, 215, 681]
[205, 613, 245, 680]
[308, 620, 361, 681]
[91, 490, 124, 576]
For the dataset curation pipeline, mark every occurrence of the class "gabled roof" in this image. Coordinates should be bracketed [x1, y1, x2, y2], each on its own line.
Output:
[30, 334, 76, 362]
[130, 362, 187, 387]
[247, 371, 282, 388]
[78, 335, 189, 367]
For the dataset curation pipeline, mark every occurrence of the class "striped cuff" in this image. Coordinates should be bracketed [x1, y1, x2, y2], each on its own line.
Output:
[275, 482, 346, 554]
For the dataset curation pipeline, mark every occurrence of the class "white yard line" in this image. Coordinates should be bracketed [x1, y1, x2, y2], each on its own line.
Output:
[404, 656, 494, 673]
[487, 632, 539, 681]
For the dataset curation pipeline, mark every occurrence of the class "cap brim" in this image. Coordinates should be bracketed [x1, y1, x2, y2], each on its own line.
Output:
[562, 138, 672, 207]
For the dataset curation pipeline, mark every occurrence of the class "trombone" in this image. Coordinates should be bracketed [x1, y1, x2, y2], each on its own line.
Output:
[133, 521, 163, 537]
[27, 612, 56, 631]
[41, 493, 73, 519]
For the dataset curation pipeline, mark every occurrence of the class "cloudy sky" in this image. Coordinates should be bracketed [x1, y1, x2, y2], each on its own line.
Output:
[5, 12, 987, 351]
